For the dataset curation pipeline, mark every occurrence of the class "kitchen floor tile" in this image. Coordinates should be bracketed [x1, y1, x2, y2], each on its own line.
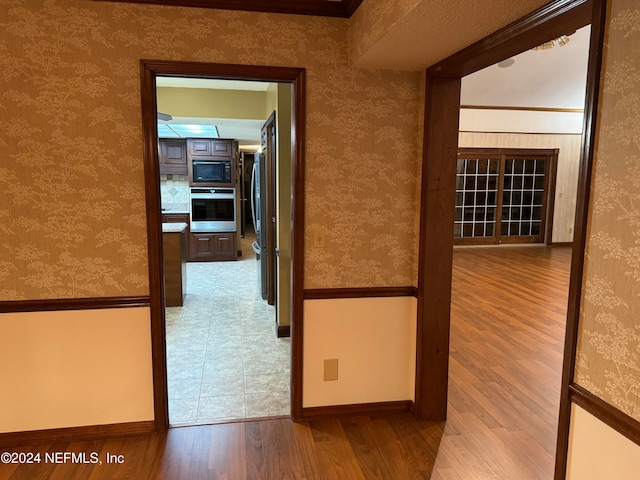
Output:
[166, 253, 290, 426]
[244, 373, 289, 394]
[168, 397, 199, 424]
[201, 372, 245, 396]
[245, 391, 290, 418]
[197, 395, 246, 422]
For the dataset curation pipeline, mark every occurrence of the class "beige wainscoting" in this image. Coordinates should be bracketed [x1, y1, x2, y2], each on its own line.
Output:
[302, 296, 416, 408]
[0, 308, 154, 433]
[566, 404, 640, 480]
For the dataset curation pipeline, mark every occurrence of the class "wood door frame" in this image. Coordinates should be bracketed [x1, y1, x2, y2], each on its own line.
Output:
[140, 60, 306, 430]
[415, 4, 606, 480]
[262, 111, 278, 307]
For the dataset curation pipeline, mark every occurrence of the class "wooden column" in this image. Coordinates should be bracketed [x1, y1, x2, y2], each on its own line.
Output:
[415, 75, 461, 421]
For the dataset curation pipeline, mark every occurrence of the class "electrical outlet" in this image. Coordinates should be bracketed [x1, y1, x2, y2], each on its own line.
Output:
[324, 359, 338, 381]
[313, 228, 326, 248]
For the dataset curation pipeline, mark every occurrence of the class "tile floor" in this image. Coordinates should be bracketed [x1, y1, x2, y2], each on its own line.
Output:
[165, 231, 290, 425]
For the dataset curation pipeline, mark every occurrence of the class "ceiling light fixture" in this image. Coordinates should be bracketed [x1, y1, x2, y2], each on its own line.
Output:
[532, 31, 575, 51]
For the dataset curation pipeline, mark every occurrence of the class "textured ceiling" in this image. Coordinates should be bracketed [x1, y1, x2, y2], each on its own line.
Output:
[350, 0, 554, 71]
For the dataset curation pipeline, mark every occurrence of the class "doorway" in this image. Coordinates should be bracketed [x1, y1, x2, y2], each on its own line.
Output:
[414, 0, 606, 478]
[140, 61, 305, 430]
[434, 21, 591, 477]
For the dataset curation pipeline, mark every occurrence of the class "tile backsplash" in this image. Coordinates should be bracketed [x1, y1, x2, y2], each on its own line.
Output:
[160, 175, 190, 204]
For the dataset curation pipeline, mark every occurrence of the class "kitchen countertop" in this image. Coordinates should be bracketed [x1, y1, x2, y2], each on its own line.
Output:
[161, 203, 189, 214]
[162, 222, 188, 233]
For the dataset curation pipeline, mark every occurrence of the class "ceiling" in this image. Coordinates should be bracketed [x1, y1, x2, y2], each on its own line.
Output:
[461, 25, 591, 109]
[156, 77, 270, 91]
[156, 79, 270, 150]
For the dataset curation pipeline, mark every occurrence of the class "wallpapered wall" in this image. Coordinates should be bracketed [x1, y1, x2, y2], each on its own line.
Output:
[0, 0, 422, 300]
[575, 0, 640, 422]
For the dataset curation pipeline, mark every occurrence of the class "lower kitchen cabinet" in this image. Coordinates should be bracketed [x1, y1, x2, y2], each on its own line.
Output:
[190, 232, 237, 261]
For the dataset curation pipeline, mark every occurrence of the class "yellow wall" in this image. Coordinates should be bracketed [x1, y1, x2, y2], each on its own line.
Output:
[0, 308, 154, 432]
[0, 0, 421, 300]
[0, 0, 421, 432]
[566, 404, 640, 479]
[303, 297, 416, 407]
[276, 84, 293, 329]
[157, 87, 267, 120]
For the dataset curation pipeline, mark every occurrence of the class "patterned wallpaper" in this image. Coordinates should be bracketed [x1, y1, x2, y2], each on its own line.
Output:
[575, 0, 640, 421]
[349, 0, 421, 61]
[0, 0, 422, 299]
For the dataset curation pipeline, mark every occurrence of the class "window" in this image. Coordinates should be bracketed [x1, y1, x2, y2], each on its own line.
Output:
[454, 148, 558, 245]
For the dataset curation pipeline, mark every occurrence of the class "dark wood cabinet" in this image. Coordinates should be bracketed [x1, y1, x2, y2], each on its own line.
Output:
[163, 213, 237, 262]
[189, 232, 237, 261]
[162, 225, 187, 307]
[159, 139, 187, 175]
[188, 139, 235, 158]
[162, 213, 190, 225]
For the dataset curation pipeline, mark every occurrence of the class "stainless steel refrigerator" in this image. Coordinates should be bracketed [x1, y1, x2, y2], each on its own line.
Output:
[251, 153, 268, 300]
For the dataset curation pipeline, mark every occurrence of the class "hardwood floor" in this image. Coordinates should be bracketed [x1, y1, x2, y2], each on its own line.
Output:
[0, 246, 571, 479]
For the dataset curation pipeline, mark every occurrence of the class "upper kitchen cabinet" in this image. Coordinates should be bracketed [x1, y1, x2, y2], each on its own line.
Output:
[188, 138, 236, 159]
[159, 138, 188, 175]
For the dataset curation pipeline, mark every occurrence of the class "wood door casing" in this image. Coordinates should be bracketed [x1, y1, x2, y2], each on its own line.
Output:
[262, 111, 277, 307]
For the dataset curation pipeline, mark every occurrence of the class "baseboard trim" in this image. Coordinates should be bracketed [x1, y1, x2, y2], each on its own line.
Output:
[552, 242, 573, 247]
[0, 296, 151, 313]
[570, 383, 640, 447]
[277, 324, 291, 338]
[0, 421, 156, 448]
[303, 286, 418, 300]
[301, 400, 414, 421]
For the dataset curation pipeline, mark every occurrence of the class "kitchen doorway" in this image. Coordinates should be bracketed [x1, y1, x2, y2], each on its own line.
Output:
[140, 62, 305, 430]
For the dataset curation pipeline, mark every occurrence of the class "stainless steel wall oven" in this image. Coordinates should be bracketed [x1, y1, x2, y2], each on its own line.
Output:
[190, 187, 236, 232]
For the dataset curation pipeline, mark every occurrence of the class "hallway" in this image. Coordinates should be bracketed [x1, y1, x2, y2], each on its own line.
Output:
[0, 245, 571, 479]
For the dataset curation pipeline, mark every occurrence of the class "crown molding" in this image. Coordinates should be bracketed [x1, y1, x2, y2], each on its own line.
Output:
[93, 0, 365, 18]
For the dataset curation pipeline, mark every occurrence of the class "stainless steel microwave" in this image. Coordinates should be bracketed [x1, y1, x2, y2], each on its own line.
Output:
[191, 160, 232, 185]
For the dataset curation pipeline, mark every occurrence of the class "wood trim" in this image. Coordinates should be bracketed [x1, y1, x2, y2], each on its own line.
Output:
[552, 241, 573, 247]
[93, 0, 352, 18]
[301, 401, 414, 421]
[459, 131, 583, 136]
[140, 60, 306, 427]
[343, 0, 365, 17]
[0, 421, 155, 449]
[429, 0, 592, 78]
[416, 75, 460, 421]
[277, 324, 290, 338]
[0, 296, 150, 313]
[569, 384, 640, 447]
[461, 105, 584, 113]
[546, 149, 560, 245]
[303, 286, 418, 299]
[458, 147, 562, 156]
[140, 60, 170, 434]
[291, 68, 306, 422]
[555, 0, 608, 478]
